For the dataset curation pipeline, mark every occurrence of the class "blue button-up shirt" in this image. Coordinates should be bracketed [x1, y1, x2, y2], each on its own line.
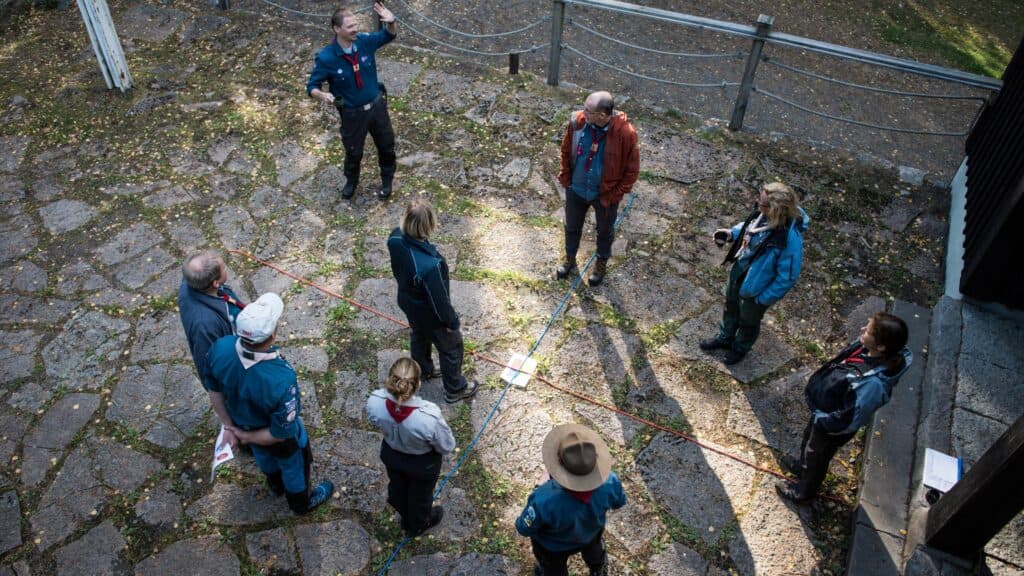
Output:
[306, 28, 395, 108]
[570, 123, 609, 202]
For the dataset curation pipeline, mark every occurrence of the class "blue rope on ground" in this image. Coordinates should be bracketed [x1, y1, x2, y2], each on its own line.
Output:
[374, 194, 637, 575]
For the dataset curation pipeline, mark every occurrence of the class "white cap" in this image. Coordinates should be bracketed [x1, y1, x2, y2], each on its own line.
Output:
[236, 293, 284, 343]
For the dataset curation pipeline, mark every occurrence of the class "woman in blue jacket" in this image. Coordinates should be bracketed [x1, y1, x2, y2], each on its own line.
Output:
[700, 182, 808, 365]
[776, 312, 911, 502]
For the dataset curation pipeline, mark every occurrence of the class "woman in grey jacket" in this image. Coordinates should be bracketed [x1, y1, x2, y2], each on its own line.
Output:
[366, 357, 456, 537]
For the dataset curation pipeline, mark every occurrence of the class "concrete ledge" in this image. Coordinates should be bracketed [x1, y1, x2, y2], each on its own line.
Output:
[847, 300, 931, 575]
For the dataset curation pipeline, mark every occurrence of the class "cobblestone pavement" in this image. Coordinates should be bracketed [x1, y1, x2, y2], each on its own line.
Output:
[0, 2, 952, 574]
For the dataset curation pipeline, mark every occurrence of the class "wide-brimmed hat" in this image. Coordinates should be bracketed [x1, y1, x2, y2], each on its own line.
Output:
[542, 424, 613, 492]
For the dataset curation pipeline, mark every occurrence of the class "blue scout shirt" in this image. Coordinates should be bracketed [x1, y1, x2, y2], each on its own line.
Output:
[178, 280, 243, 391]
[515, 472, 627, 551]
[205, 335, 306, 445]
[570, 123, 609, 202]
[306, 28, 396, 108]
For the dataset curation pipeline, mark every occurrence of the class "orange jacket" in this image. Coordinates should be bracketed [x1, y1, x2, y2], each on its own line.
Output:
[558, 110, 640, 208]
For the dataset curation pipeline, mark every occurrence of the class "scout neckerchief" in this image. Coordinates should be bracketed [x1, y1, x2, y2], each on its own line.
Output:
[340, 47, 363, 90]
[235, 338, 280, 370]
[218, 290, 246, 310]
[577, 123, 608, 172]
[385, 399, 417, 423]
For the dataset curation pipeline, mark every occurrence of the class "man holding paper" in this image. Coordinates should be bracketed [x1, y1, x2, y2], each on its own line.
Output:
[206, 293, 334, 515]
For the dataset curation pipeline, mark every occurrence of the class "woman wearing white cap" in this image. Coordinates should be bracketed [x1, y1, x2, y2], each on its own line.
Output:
[515, 424, 626, 576]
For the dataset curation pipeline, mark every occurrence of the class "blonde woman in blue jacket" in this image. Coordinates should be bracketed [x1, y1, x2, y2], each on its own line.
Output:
[367, 357, 456, 537]
[701, 182, 809, 365]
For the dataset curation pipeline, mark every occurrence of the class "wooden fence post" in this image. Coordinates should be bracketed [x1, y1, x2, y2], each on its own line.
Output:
[728, 13, 773, 131]
[547, 0, 565, 86]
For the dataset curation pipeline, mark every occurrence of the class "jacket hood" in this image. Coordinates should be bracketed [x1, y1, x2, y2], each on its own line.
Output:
[863, 345, 912, 382]
[793, 207, 810, 234]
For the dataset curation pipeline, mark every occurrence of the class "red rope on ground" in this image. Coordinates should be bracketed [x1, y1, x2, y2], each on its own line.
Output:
[230, 249, 849, 504]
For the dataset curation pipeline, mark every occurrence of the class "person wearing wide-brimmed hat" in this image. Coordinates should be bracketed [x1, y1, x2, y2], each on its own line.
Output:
[515, 424, 626, 576]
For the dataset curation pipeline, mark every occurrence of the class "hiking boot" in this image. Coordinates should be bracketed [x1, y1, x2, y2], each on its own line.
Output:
[340, 179, 358, 199]
[307, 480, 335, 511]
[779, 454, 803, 477]
[723, 349, 747, 365]
[699, 337, 730, 351]
[378, 178, 392, 200]
[444, 380, 478, 404]
[555, 258, 578, 280]
[588, 259, 608, 286]
[775, 480, 811, 504]
[407, 505, 444, 538]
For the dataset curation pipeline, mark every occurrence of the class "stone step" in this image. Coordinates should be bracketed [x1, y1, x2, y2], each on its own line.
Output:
[847, 300, 932, 576]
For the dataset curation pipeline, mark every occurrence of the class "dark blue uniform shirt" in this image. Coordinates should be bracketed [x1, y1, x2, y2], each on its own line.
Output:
[306, 28, 396, 108]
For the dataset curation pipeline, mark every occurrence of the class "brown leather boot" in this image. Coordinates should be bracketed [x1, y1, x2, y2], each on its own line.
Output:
[588, 259, 608, 286]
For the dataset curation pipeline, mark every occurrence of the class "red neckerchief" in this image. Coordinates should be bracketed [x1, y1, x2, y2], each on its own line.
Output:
[340, 50, 363, 90]
[843, 345, 867, 365]
[566, 488, 594, 503]
[385, 399, 417, 423]
[583, 124, 609, 172]
[218, 290, 245, 309]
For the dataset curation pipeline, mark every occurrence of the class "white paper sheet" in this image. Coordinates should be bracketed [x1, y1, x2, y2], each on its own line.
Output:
[923, 447, 961, 492]
[210, 426, 235, 483]
[500, 353, 538, 389]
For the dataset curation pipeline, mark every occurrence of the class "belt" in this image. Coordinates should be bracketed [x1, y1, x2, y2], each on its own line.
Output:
[342, 93, 382, 111]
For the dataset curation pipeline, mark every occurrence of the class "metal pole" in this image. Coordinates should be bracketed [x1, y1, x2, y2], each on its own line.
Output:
[509, 53, 520, 75]
[728, 13, 772, 131]
[547, 0, 565, 86]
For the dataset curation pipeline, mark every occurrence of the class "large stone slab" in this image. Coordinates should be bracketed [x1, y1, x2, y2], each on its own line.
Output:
[21, 393, 101, 486]
[43, 311, 131, 390]
[330, 370, 374, 421]
[287, 344, 329, 373]
[134, 536, 239, 576]
[960, 304, 1024, 372]
[55, 261, 110, 294]
[95, 222, 163, 266]
[648, 542, 710, 576]
[627, 358, 731, 436]
[470, 389, 573, 487]
[956, 352, 1024, 426]
[409, 70, 503, 114]
[472, 220, 562, 280]
[726, 369, 811, 456]
[0, 490, 21, 555]
[6, 381, 51, 412]
[113, 247, 176, 289]
[55, 520, 128, 576]
[0, 260, 47, 292]
[134, 480, 182, 527]
[661, 306, 797, 384]
[116, 6, 188, 42]
[32, 437, 161, 549]
[0, 214, 38, 264]
[606, 499, 666, 554]
[246, 527, 298, 574]
[727, 477, 822, 576]
[278, 283, 342, 341]
[0, 294, 77, 324]
[107, 364, 207, 448]
[270, 142, 319, 188]
[951, 407, 1009, 466]
[0, 135, 29, 172]
[637, 433, 756, 545]
[290, 166, 343, 208]
[0, 407, 30, 462]
[186, 483, 292, 526]
[637, 123, 742, 184]
[38, 199, 97, 234]
[433, 487, 481, 543]
[986, 510, 1024, 571]
[0, 329, 44, 381]
[389, 552, 454, 576]
[377, 58, 422, 97]
[131, 311, 190, 362]
[317, 427, 386, 513]
[256, 207, 326, 260]
[294, 520, 379, 576]
[581, 256, 707, 330]
[448, 553, 521, 575]
[543, 324, 641, 397]
[213, 206, 258, 251]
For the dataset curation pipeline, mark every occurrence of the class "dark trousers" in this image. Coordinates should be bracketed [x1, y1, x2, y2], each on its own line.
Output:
[531, 530, 606, 576]
[338, 95, 396, 183]
[380, 441, 442, 532]
[410, 325, 468, 394]
[717, 263, 769, 354]
[564, 189, 618, 261]
[260, 443, 314, 514]
[794, 418, 856, 498]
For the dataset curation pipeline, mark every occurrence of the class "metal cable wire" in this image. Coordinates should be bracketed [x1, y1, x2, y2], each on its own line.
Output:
[253, 0, 371, 18]
[400, 16, 550, 56]
[763, 57, 987, 101]
[563, 44, 740, 88]
[754, 86, 970, 136]
[570, 19, 745, 59]
[392, 0, 550, 38]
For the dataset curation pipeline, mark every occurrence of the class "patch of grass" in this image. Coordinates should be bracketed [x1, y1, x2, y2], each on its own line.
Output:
[641, 320, 681, 349]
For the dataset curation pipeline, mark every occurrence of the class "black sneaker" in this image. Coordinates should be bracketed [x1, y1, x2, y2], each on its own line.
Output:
[378, 180, 392, 200]
[340, 179, 357, 199]
[775, 480, 811, 504]
[307, 480, 335, 511]
[779, 454, 803, 477]
[699, 337, 730, 351]
[407, 505, 444, 538]
[723, 349, 747, 365]
[444, 380, 478, 404]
